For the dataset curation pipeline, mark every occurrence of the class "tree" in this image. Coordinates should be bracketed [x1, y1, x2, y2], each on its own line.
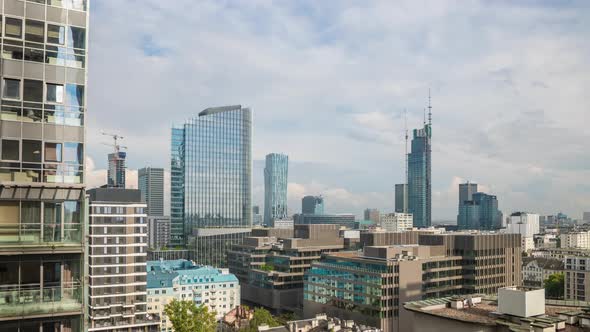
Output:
[544, 273, 564, 299]
[164, 299, 217, 332]
[242, 308, 279, 332]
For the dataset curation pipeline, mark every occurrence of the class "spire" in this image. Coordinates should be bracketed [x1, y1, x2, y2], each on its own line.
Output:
[423, 107, 426, 125]
[428, 88, 432, 126]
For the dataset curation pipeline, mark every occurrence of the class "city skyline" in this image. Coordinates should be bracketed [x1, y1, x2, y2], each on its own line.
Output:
[85, 1, 589, 221]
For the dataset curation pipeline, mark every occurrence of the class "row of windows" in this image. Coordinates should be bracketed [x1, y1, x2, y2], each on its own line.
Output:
[26, 0, 87, 11]
[2, 78, 84, 106]
[1, 15, 85, 46]
[1, 139, 82, 163]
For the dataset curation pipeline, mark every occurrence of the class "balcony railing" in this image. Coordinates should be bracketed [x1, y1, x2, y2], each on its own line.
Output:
[0, 285, 83, 318]
[0, 223, 82, 245]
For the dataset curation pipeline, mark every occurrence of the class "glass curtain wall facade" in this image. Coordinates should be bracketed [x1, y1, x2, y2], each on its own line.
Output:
[408, 124, 431, 228]
[0, 1, 89, 331]
[170, 105, 252, 267]
[263, 153, 288, 226]
[302, 195, 324, 215]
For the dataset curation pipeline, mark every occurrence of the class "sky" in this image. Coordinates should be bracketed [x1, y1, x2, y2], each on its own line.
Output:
[86, 0, 590, 221]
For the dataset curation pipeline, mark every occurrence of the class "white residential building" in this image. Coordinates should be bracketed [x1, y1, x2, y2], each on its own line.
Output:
[147, 260, 240, 331]
[380, 213, 413, 232]
[506, 212, 540, 237]
[560, 231, 590, 249]
[522, 257, 564, 287]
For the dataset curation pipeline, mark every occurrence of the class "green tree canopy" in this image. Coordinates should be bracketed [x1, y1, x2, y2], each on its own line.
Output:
[164, 299, 217, 332]
[544, 272, 564, 299]
[242, 308, 279, 332]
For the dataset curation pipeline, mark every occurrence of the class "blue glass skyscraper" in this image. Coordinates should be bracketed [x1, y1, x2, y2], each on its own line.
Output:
[408, 123, 432, 228]
[170, 105, 252, 266]
[264, 153, 288, 226]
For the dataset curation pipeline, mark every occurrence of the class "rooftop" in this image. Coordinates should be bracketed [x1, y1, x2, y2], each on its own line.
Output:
[404, 295, 588, 331]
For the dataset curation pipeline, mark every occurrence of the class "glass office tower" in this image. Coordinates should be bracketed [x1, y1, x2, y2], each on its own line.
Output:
[408, 124, 432, 227]
[0, 1, 88, 330]
[170, 105, 252, 267]
[263, 153, 288, 226]
[138, 166, 164, 216]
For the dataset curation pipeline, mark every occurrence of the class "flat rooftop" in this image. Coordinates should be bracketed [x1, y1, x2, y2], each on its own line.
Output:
[404, 296, 587, 331]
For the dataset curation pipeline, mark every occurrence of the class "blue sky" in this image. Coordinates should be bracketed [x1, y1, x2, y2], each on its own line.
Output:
[85, 0, 590, 221]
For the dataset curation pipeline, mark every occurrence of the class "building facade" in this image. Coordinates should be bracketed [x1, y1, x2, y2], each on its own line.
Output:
[0, 1, 89, 330]
[565, 254, 590, 301]
[560, 230, 590, 249]
[364, 208, 380, 224]
[107, 151, 126, 188]
[170, 105, 252, 266]
[394, 184, 407, 213]
[294, 213, 355, 229]
[228, 224, 345, 313]
[146, 259, 240, 330]
[457, 192, 501, 230]
[522, 257, 564, 287]
[147, 216, 170, 249]
[138, 167, 164, 217]
[264, 153, 288, 226]
[304, 233, 522, 332]
[302, 196, 324, 215]
[87, 188, 158, 332]
[407, 124, 432, 228]
[505, 212, 539, 252]
[380, 213, 413, 232]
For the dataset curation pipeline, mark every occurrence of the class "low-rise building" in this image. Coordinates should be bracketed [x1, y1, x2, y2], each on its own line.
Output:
[522, 257, 564, 287]
[146, 259, 240, 330]
[228, 224, 345, 313]
[380, 213, 413, 232]
[403, 287, 588, 332]
[303, 233, 522, 332]
[259, 313, 381, 332]
[294, 213, 355, 229]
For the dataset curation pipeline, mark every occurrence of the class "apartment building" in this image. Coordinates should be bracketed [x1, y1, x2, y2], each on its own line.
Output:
[87, 188, 159, 332]
[227, 224, 345, 313]
[379, 213, 413, 232]
[147, 216, 170, 250]
[564, 254, 590, 301]
[522, 257, 564, 287]
[146, 259, 240, 331]
[560, 230, 590, 249]
[0, 0, 89, 330]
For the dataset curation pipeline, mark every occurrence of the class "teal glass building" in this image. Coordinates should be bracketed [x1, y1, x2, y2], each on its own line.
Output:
[264, 153, 288, 226]
[170, 105, 252, 266]
[408, 124, 432, 228]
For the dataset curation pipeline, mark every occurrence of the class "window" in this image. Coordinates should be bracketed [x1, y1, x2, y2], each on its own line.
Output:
[66, 84, 84, 107]
[46, 83, 64, 103]
[47, 24, 65, 44]
[23, 80, 43, 102]
[22, 140, 42, 162]
[25, 20, 44, 43]
[63, 142, 83, 164]
[5, 18, 22, 39]
[44, 142, 62, 162]
[3, 79, 20, 99]
[1, 140, 19, 160]
[67, 26, 86, 49]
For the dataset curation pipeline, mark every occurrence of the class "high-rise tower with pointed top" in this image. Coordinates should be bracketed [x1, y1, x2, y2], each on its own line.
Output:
[408, 92, 432, 227]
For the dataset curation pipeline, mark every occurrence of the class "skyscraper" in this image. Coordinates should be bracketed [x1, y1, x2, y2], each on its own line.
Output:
[302, 195, 324, 214]
[458, 182, 478, 207]
[264, 153, 288, 225]
[395, 183, 408, 213]
[170, 105, 252, 267]
[0, 2, 88, 330]
[457, 182, 501, 230]
[407, 121, 432, 228]
[364, 208, 380, 224]
[138, 166, 164, 216]
[107, 151, 126, 188]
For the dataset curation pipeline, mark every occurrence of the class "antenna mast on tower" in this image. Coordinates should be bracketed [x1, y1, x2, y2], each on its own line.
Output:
[428, 88, 432, 126]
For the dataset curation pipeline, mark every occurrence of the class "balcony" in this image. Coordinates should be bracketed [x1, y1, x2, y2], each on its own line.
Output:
[0, 223, 83, 252]
[0, 285, 83, 319]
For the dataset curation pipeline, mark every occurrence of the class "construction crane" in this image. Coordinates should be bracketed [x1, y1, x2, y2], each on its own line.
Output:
[101, 131, 127, 153]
